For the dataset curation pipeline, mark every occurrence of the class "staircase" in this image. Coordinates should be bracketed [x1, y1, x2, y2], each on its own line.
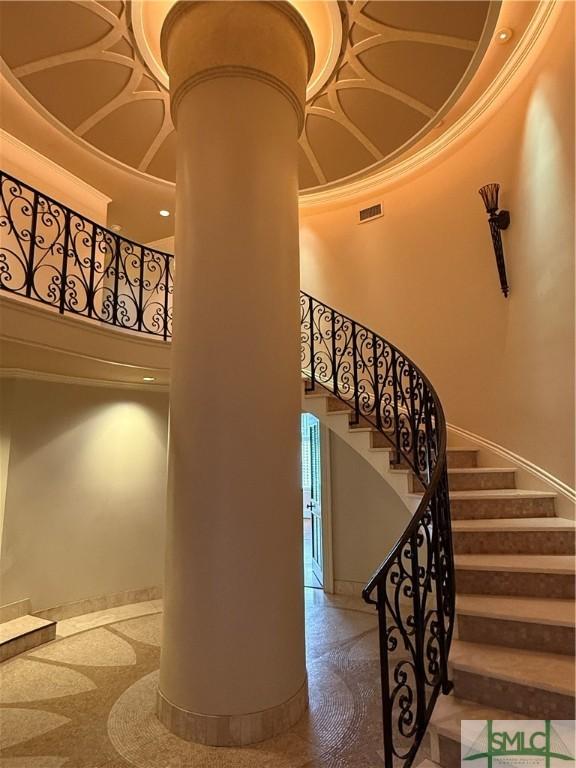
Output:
[303, 380, 575, 767]
[429, 447, 575, 767]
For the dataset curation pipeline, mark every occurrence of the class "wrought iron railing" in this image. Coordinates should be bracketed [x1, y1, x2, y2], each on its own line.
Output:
[0, 171, 173, 338]
[0, 171, 454, 768]
[300, 293, 454, 768]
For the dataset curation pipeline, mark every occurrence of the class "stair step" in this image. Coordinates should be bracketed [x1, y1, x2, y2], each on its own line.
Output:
[457, 594, 575, 654]
[0, 615, 56, 662]
[445, 449, 479, 468]
[449, 640, 575, 718]
[452, 516, 576, 555]
[447, 489, 556, 520]
[407, 468, 517, 493]
[454, 554, 575, 598]
[447, 467, 516, 491]
[429, 694, 527, 768]
[390, 447, 479, 468]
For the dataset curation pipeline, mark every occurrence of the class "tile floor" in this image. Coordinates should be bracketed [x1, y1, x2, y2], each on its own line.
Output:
[0, 591, 406, 767]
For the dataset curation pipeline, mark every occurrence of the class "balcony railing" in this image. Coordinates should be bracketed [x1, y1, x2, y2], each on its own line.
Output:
[0, 170, 454, 768]
[0, 171, 173, 339]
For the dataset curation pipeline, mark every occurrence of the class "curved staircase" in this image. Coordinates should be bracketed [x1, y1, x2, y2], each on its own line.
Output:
[302, 380, 575, 768]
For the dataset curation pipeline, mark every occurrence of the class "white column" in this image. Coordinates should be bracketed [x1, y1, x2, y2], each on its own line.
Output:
[158, 1, 314, 746]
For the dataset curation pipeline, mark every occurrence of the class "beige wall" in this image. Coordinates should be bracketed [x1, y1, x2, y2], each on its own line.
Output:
[0, 375, 407, 611]
[300, 5, 575, 490]
[329, 431, 408, 585]
[0, 378, 168, 612]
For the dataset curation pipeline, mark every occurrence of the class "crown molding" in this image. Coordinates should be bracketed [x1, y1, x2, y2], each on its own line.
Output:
[299, 0, 560, 210]
[0, 367, 169, 393]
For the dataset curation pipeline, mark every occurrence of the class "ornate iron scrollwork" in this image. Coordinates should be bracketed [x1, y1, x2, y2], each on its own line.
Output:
[0, 171, 174, 339]
[300, 291, 454, 768]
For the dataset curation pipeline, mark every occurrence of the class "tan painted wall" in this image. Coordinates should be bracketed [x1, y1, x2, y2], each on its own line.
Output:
[329, 432, 408, 585]
[0, 378, 168, 612]
[300, 5, 575, 490]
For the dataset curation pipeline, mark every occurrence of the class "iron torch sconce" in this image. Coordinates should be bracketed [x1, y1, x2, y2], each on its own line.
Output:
[479, 183, 511, 297]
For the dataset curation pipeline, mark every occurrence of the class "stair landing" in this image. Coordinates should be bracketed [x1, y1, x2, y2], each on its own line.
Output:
[0, 615, 56, 662]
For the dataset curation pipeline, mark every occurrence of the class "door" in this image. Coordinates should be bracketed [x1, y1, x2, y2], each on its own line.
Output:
[308, 419, 323, 585]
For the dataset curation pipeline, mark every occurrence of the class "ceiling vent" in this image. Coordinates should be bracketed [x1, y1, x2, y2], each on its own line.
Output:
[359, 203, 383, 223]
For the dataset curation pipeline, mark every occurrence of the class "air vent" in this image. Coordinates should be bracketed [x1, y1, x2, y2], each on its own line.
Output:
[359, 203, 383, 223]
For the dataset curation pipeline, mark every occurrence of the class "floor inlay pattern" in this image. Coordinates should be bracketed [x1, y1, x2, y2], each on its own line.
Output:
[0, 592, 398, 767]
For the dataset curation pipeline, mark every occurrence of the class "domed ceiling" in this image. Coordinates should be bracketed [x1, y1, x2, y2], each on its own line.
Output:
[0, 0, 498, 192]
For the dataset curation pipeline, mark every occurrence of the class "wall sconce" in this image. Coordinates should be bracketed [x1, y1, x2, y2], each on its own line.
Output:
[479, 183, 511, 297]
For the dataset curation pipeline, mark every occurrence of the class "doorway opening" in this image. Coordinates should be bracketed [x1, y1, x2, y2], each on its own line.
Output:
[301, 413, 323, 589]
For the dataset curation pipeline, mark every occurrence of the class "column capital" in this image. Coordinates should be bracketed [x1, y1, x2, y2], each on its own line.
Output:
[161, 1, 315, 132]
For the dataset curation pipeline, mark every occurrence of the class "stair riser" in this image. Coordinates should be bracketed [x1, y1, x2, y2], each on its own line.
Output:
[456, 569, 574, 599]
[0, 624, 56, 663]
[448, 472, 516, 491]
[452, 669, 575, 718]
[371, 431, 396, 450]
[437, 734, 461, 768]
[408, 474, 517, 493]
[451, 498, 555, 520]
[447, 452, 478, 469]
[453, 531, 575, 555]
[458, 614, 575, 655]
[391, 451, 478, 470]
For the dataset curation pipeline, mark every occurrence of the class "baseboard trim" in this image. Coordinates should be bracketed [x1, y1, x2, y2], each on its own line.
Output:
[156, 677, 308, 746]
[0, 598, 31, 624]
[447, 423, 576, 504]
[334, 580, 366, 597]
[33, 585, 162, 621]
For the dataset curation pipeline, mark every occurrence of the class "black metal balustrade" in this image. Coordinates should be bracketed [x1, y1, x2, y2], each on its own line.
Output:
[0, 171, 454, 768]
[300, 293, 454, 768]
[0, 172, 173, 338]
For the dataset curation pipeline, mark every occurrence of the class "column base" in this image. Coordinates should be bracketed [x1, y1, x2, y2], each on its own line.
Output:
[156, 677, 308, 746]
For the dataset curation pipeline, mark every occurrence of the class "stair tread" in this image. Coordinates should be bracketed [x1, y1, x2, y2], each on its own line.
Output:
[450, 489, 556, 499]
[454, 553, 575, 573]
[456, 594, 576, 626]
[452, 516, 576, 532]
[410, 489, 557, 500]
[449, 640, 575, 696]
[447, 467, 515, 474]
[430, 693, 527, 741]
[0, 615, 55, 644]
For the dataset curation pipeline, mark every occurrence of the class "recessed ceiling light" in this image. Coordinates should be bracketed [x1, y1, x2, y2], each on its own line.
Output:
[111, 224, 122, 232]
[159, 209, 170, 217]
[496, 27, 513, 44]
[143, 376, 155, 382]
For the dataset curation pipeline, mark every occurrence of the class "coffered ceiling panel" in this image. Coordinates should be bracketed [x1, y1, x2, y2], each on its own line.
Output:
[0, 0, 498, 192]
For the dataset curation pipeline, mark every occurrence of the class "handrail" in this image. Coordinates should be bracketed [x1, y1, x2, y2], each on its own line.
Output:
[300, 292, 454, 768]
[0, 171, 454, 768]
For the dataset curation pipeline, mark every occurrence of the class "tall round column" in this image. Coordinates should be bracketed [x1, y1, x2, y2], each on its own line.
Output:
[158, 1, 314, 746]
